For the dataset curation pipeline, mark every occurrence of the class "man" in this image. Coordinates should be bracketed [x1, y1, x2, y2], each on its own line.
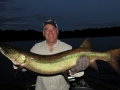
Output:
[30, 19, 90, 90]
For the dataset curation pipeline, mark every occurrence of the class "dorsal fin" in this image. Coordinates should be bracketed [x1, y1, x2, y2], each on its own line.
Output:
[80, 37, 92, 49]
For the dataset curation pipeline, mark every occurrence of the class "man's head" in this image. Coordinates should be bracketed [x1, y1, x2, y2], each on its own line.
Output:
[43, 19, 59, 44]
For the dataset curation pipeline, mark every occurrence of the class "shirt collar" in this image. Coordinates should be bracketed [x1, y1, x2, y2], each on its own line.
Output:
[44, 39, 59, 49]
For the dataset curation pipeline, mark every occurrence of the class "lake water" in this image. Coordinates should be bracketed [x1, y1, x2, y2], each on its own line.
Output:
[0, 36, 120, 90]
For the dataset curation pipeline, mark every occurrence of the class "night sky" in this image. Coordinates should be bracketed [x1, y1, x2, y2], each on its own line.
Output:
[0, 0, 120, 32]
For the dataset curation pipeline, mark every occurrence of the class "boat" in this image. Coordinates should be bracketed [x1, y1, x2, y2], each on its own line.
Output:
[68, 76, 120, 90]
[68, 76, 94, 90]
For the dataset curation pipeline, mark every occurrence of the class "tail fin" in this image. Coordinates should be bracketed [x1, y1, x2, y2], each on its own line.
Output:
[108, 48, 120, 74]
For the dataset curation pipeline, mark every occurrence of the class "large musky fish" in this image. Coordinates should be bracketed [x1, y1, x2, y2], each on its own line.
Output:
[0, 38, 120, 75]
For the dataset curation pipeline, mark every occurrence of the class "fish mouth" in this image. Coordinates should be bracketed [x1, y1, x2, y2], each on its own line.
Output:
[0, 46, 11, 56]
[0, 46, 12, 56]
[0, 47, 6, 55]
[0, 46, 21, 65]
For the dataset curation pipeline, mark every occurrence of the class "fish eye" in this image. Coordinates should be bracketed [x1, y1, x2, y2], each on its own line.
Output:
[8, 47, 12, 51]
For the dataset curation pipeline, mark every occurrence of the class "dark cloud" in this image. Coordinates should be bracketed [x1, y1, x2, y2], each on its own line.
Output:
[0, 0, 15, 3]
[0, 3, 7, 11]
[34, 13, 74, 21]
[0, 0, 25, 12]
[75, 22, 120, 27]
[0, 5, 26, 11]
[1, 22, 38, 30]
[0, 0, 8, 2]
[0, 15, 36, 30]
[0, 15, 31, 22]
[8, 7, 26, 11]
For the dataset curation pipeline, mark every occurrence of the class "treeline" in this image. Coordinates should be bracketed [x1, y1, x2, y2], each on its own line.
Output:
[0, 26, 120, 42]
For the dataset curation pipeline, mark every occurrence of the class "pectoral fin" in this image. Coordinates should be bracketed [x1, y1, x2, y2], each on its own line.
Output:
[14, 65, 23, 78]
[89, 61, 99, 72]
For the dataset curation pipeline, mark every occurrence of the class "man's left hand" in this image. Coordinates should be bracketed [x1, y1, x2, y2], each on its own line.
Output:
[70, 56, 90, 73]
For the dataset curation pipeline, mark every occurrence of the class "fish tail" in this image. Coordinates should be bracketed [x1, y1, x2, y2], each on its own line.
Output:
[108, 48, 120, 74]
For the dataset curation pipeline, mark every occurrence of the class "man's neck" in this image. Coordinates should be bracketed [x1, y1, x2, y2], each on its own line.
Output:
[46, 40, 57, 52]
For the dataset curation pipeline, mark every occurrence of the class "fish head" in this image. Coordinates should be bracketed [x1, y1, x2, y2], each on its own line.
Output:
[0, 44, 26, 65]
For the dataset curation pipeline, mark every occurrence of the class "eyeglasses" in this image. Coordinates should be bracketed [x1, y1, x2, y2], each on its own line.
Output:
[43, 27, 57, 31]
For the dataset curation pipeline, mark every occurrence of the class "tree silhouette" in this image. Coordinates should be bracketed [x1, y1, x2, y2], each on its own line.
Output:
[0, 26, 120, 42]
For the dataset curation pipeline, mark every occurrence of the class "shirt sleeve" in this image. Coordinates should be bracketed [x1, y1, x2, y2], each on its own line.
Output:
[69, 70, 84, 77]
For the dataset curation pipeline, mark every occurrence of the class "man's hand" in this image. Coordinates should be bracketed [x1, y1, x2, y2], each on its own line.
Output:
[70, 56, 90, 73]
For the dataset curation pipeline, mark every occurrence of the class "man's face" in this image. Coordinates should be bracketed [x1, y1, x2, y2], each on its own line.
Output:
[43, 24, 59, 43]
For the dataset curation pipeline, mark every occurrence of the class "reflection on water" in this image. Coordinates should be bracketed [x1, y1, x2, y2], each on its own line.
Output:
[0, 36, 120, 89]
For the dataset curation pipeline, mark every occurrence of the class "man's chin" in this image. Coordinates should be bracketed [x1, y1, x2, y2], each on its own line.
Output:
[47, 39, 57, 43]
